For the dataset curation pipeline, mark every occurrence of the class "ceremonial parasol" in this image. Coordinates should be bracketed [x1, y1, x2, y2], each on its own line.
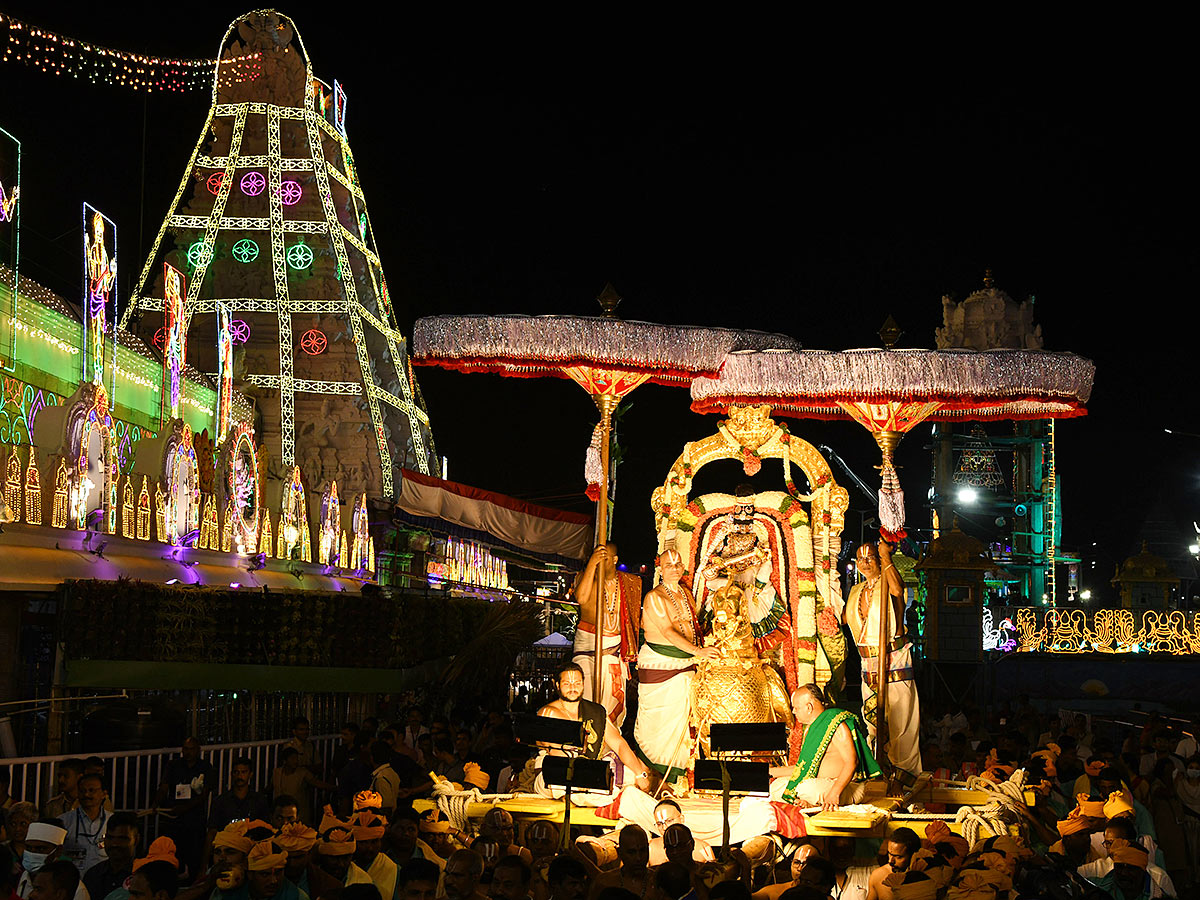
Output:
[413, 286, 799, 703]
[689, 345, 1095, 758]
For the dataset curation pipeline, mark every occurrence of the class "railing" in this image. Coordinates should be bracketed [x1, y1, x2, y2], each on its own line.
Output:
[1, 733, 340, 826]
[984, 606, 1200, 655]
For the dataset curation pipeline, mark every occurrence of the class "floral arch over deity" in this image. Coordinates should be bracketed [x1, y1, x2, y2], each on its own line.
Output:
[651, 404, 849, 702]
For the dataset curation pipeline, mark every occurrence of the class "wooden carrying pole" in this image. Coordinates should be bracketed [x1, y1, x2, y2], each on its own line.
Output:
[591, 394, 618, 705]
[875, 568, 890, 765]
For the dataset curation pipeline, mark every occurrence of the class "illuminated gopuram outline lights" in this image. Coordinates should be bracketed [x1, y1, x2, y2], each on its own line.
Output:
[117, 9, 436, 496]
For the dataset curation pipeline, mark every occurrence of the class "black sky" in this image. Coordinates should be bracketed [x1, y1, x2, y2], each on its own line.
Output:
[2, 7, 1195, 592]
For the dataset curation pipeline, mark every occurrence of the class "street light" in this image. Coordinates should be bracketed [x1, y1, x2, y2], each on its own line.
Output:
[1080, 589, 1092, 601]
[957, 487, 978, 504]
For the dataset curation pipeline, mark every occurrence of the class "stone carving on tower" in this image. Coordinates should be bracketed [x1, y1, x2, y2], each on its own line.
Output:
[119, 9, 436, 508]
[935, 269, 1044, 351]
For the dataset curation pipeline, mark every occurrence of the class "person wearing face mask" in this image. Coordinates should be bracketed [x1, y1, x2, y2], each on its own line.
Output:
[17, 823, 91, 900]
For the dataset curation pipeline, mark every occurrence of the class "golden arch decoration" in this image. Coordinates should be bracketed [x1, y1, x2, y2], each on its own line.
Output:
[651, 404, 849, 695]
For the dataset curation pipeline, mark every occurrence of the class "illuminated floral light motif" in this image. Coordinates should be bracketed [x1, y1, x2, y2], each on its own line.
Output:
[186, 241, 213, 268]
[240, 171, 266, 196]
[334, 80, 347, 136]
[259, 510, 273, 558]
[121, 477, 134, 537]
[278, 181, 302, 206]
[198, 493, 220, 549]
[206, 172, 224, 195]
[24, 452, 41, 524]
[319, 480, 340, 565]
[299, 329, 327, 355]
[51, 459, 68, 529]
[82, 204, 117, 387]
[0, 376, 59, 448]
[162, 263, 187, 424]
[154, 482, 167, 542]
[280, 466, 311, 561]
[216, 304, 234, 442]
[136, 477, 151, 540]
[4, 447, 22, 522]
[231, 238, 258, 263]
[0, 175, 16, 222]
[227, 425, 259, 553]
[350, 492, 370, 572]
[72, 392, 118, 532]
[286, 243, 313, 270]
[164, 425, 200, 544]
[152, 328, 166, 351]
[229, 320, 250, 344]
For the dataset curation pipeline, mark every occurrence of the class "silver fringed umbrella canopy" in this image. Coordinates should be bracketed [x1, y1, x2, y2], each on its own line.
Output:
[690, 348, 1095, 539]
[690, 346, 1094, 764]
[413, 291, 799, 704]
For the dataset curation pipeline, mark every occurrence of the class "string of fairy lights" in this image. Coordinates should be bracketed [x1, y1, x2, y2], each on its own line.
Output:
[0, 12, 261, 92]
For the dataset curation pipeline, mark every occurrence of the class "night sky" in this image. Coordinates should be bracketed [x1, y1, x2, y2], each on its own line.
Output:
[1, 7, 1193, 595]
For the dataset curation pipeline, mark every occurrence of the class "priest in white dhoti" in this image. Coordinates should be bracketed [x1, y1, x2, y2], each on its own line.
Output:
[635, 549, 718, 781]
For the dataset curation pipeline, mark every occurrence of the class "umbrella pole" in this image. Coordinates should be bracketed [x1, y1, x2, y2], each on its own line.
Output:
[592, 393, 618, 706]
[875, 567, 890, 768]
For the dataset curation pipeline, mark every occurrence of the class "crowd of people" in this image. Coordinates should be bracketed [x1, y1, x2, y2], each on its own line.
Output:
[1, 696, 1198, 900]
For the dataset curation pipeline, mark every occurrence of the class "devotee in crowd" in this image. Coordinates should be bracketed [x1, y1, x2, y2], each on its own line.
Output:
[0, 768, 14, 812]
[27, 860, 79, 900]
[81, 811, 138, 900]
[4, 802, 37, 865]
[209, 758, 271, 838]
[367, 745, 402, 818]
[444, 850, 487, 900]
[273, 751, 334, 826]
[17, 823, 87, 900]
[42, 762, 86, 821]
[155, 738, 214, 881]
[397, 860, 439, 900]
[545, 858, 586, 900]
[866, 827, 920, 900]
[316, 819, 375, 891]
[477, 810, 530, 866]
[488, 856, 532, 900]
[128, 858, 179, 900]
[330, 725, 360, 780]
[587, 826, 649, 900]
[285, 719, 323, 776]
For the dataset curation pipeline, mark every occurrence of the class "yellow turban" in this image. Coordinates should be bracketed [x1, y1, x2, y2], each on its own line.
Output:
[419, 810, 451, 834]
[319, 807, 352, 834]
[983, 835, 1032, 860]
[946, 865, 1011, 898]
[1104, 790, 1136, 820]
[883, 871, 939, 900]
[351, 811, 387, 841]
[1108, 838, 1149, 869]
[353, 791, 383, 812]
[462, 762, 490, 791]
[213, 821, 254, 854]
[1031, 749, 1058, 778]
[1084, 759, 1106, 777]
[274, 823, 318, 853]
[922, 821, 969, 863]
[910, 850, 953, 889]
[1074, 794, 1107, 818]
[317, 826, 357, 856]
[981, 764, 1015, 783]
[1056, 815, 1092, 836]
[133, 837, 179, 872]
[246, 841, 287, 871]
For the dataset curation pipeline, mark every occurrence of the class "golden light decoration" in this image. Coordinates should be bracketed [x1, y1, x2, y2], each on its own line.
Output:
[1006, 607, 1200, 655]
[0, 13, 263, 93]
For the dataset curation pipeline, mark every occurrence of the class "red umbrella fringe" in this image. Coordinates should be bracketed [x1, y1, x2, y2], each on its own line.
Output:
[415, 355, 714, 387]
[691, 393, 1090, 421]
